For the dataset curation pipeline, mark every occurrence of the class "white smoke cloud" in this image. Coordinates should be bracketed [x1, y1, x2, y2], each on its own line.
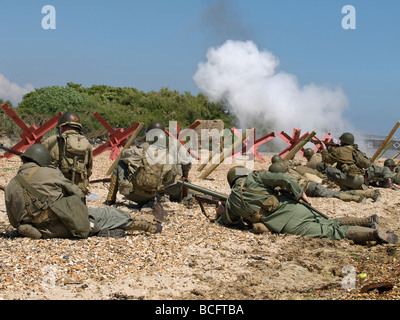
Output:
[0, 73, 34, 106]
[193, 40, 352, 138]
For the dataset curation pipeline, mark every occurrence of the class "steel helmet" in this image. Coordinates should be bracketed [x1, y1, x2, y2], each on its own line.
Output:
[303, 148, 314, 159]
[271, 155, 283, 164]
[21, 144, 52, 167]
[57, 111, 82, 130]
[339, 132, 354, 145]
[146, 121, 165, 132]
[384, 159, 396, 167]
[227, 166, 252, 187]
[268, 163, 286, 173]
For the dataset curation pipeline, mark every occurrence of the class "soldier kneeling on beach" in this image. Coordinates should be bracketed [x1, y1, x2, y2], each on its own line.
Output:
[4, 144, 164, 239]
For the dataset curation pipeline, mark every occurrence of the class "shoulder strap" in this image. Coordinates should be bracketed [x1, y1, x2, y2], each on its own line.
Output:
[234, 177, 270, 215]
[14, 170, 48, 203]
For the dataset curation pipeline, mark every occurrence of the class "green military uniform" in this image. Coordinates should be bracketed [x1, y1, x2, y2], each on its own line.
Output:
[43, 112, 93, 197]
[365, 164, 393, 184]
[273, 165, 379, 203]
[218, 170, 353, 240]
[393, 165, 400, 185]
[218, 168, 398, 244]
[4, 145, 162, 239]
[322, 145, 365, 190]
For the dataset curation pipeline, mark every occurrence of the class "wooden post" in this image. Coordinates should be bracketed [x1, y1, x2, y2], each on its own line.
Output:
[283, 131, 317, 160]
[392, 151, 400, 160]
[197, 139, 225, 172]
[106, 122, 144, 175]
[199, 129, 251, 179]
[371, 121, 400, 163]
[376, 140, 392, 161]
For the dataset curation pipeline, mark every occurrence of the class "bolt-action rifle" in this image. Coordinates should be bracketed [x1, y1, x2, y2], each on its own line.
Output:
[177, 179, 228, 220]
[89, 177, 111, 184]
[276, 188, 329, 219]
[0, 145, 23, 156]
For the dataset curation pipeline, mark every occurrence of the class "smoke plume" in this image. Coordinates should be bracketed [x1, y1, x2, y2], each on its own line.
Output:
[0, 73, 34, 106]
[193, 40, 352, 139]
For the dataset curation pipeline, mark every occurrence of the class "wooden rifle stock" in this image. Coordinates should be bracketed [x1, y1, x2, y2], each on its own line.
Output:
[194, 194, 224, 221]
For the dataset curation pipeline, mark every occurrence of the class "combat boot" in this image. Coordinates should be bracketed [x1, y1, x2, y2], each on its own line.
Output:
[339, 193, 365, 203]
[253, 223, 269, 234]
[340, 214, 379, 229]
[345, 226, 398, 245]
[96, 228, 126, 238]
[17, 224, 42, 239]
[126, 214, 162, 233]
[104, 175, 118, 205]
[353, 189, 381, 202]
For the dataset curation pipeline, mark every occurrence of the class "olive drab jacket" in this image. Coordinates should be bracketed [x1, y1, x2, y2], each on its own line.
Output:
[306, 153, 322, 170]
[4, 162, 85, 238]
[321, 145, 364, 177]
[218, 171, 304, 233]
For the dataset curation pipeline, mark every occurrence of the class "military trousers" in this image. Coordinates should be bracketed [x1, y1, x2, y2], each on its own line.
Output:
[88, 207, 133, 234]
[260, 197, 353, 240]
[325, 166, 364, 190]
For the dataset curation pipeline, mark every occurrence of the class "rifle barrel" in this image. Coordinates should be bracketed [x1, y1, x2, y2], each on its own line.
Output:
[0, 145, 23, 156]
[177, 180, 228, 201]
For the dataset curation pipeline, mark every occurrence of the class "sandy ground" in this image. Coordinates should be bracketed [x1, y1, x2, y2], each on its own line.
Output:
[0, 148, 399, 302]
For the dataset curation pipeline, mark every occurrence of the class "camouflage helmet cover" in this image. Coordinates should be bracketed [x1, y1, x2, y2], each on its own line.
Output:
[21, 144, 52, 167]
[57, 111, 82, 130]
[227, 166, 252, 187]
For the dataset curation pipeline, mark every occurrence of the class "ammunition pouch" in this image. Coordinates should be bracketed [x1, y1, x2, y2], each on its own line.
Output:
[119, 179, 133, 196]
[258, 195, 280, 216]
[234, 178, 279, 223]
[341, 163, 364, 177]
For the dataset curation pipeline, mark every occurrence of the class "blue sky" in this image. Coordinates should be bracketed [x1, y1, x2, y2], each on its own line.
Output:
[1, 0, 399, 137]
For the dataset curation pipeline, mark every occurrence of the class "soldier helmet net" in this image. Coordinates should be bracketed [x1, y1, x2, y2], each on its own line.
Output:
[21, 144, 52, 167]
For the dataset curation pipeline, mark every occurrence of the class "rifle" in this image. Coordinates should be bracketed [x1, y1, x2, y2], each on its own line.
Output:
[0, 145, 23, 156]
[176, 179, 228, 201]
[89, 178, 111, 184]
[177, 179, 228, 221]
[277, 188, 329, 219]
[193, 194, 223, 221]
